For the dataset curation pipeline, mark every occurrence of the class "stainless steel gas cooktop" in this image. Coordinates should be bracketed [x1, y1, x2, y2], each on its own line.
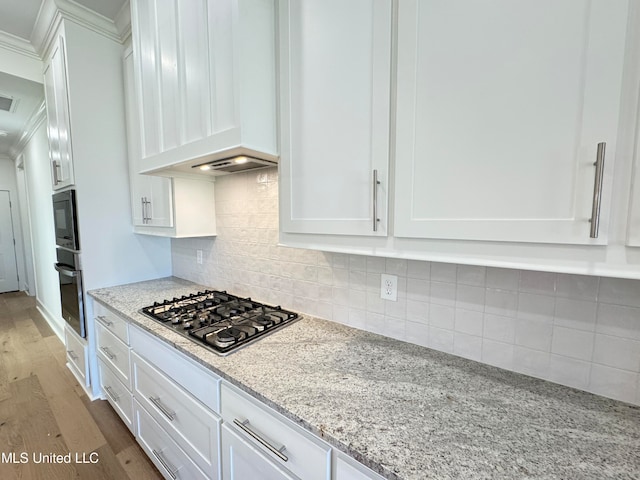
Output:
[140, 290, 299, 356]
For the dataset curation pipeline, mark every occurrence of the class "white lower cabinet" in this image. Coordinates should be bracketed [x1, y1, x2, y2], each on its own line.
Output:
[334, 452, 385, 480]
[220, 382, 331, 480]
[99, 358, 134, 430]
[64, 323, 89, 388]
[135, 399, 210, 480]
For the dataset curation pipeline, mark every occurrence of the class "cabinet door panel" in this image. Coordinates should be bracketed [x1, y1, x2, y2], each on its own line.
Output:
[395, 0, 628, 244]
[221, 423, 297, 480]
[156, 0, 180, 152]
[279, 0, 392, 236]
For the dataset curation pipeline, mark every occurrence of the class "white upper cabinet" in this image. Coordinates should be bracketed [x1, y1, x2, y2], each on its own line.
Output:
[279, 0, 392, 236]
[130, 0, 277, 177]
[43, 34, 75, 190]
[394, 0, 629, 245]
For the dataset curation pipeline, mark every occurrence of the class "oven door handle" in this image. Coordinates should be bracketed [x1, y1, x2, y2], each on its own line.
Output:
[54, 263, 79, 278]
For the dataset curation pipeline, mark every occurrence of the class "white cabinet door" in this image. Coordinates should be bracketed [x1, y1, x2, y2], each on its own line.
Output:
[628, 144, 640, 246]
[43, 34, 74, 190]
[124, 47, 174, 228]
[221, 423, 297, 480]
[278, 0, 392, 236]
[394, 0, 629, 245]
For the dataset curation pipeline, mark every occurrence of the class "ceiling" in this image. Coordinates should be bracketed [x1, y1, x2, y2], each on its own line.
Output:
[0, 0, 127, 157]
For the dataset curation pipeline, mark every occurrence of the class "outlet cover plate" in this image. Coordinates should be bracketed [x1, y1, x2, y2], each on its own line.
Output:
[380, 274, 398, 301]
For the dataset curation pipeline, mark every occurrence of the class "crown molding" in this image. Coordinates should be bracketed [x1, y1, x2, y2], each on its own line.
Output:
[32, 0, 125, 58]
[9, 101, 47, 159]
[115, 0, 132, 44]
[0, 31, 39, 59]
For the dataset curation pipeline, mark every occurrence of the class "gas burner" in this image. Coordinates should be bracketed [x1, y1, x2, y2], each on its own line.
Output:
[140, 290, 299, 355]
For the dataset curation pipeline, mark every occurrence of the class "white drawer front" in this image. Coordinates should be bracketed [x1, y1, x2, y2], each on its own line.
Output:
[99, 359, 133, 431]
[335, 453, 385, 480]
[130, 324, 220, 412]
[220, 383, 331, 480]
[64, 325, 88, 386]
[94, 300, 129, 344]
[96, 321, 131, 389]
[132, 352, 221, 475]
[135, 400, 210, 480]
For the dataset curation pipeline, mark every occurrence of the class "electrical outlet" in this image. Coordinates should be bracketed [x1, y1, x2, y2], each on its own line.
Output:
[196, 249, 203, 265]
[380, 274, 398, 301]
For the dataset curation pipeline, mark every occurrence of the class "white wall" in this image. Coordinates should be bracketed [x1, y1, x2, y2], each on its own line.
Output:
[172, 168, 640, 406]
[0, 156, 28, 292]
[13, 156, 35, 294]
[21, 121, 62, 333]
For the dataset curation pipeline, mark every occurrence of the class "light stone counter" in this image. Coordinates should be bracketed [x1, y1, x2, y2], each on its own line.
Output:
[89, 277, 640, 480]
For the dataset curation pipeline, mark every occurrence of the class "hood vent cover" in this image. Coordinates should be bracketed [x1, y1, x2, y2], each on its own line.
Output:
[193, 155, 277, 173]
[0, 95, 15, 112]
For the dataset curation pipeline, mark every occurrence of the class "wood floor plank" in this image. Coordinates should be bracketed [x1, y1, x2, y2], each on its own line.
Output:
[116, 444, 163, 480]
[28, 307, 56, 338]
[80, 395, 136, 456]
[73, 443, 133, 480]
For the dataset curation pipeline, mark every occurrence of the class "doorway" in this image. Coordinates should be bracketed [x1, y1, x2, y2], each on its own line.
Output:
[0, 190, 19, 293]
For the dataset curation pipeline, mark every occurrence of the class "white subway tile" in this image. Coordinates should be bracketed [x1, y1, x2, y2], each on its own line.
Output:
[406, 321, 429, 348]
[517, 293, 555, 324]
[406, 300, 429, 324]
[592, 335, 640, 372]
[386, 258, 408, 276]
[366, 312, 385, 335]
[332, 305, 349, 325]
[332, 288, 349, 306]
[551, 326, 594, 361]
[598, 277, 640, 308]
[456, 265, 486, 286]
[513, 346, 550, 379]
[349, 290, 366, 310]
[519, 270, 557, 295]
[554, 298, 597, 332]
[486, 267, 520, 291]
[348, 309, 367, 330]
[482, 339, 514, 370]
[366, 273, 380, 293]
[332, 268, 349, 288]
[515, 319, 553, 352]
[454, 332, 482, 361]
[366, 256, 386, 273]
[456, 284, 485, 312]
[349, 270, 367, 291]
[407, 260, 430, 280]
[548, 355, 591, 390]
[556, 274, 599, 301]
[317, 252, 332, 267]
[596, 303, 640, 340]
[429, 327, 454, 354]
[485, 288, 518, 317]
[385, 298, 407, 320]
[483, 314, 516, 343]
[589, 364, 637, 403]
[384, 316, 406, 341]
[317, 302, 333, 321]
[331, 253, 349, 269]
[454, 309, 484, 336]
[349, 254, 367, 271]
[366, 292, 386, 315]
[430, 281, 456, 306]
[430, 304, 455, 330]
[317, 267, 333, 286]
[430, 262, 457, 283]
[407, 278, 430, 302]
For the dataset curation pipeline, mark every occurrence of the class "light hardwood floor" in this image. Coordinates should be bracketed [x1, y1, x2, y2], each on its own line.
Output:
[0, 291, 162, 479]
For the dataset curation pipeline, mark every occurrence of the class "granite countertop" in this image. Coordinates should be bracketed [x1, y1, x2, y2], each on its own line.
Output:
[88, 277, 640, 480]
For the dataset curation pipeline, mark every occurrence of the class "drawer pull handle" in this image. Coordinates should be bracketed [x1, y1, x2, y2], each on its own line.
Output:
[66, 350, 78, 361]
[233, 418, 288, 462]
[589, 142, 606, 238]
[152, 449, 178, 479]
[97, 315, 113, 326]
[104, 385, 119, 403]
[149, 396, 176, 421]
[100, 346, 116, 360]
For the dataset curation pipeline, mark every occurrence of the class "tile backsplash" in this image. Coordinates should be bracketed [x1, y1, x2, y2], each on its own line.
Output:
[172, 168, 640, 406]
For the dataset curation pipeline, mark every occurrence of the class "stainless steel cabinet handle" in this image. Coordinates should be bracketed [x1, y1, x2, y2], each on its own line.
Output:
[589, 142, 606, 238]
[372, 169, 381, 231]
[66, 350, 78, 361]
[104, 385, 119, 402]
[100, 346, 116, 360]
[52, 160, 60, 185]
[149, 396, 176, 422]
[233, 418, 288, 462]
[141, 197, 146, 224]
[152, 449, 178, 479]
[146, 198, 152, 224]
[96, 315, 113, 326]
[141, 197, 152, 224]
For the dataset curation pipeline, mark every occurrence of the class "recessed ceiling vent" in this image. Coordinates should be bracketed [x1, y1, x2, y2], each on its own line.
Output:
[0, 95, 15, 112]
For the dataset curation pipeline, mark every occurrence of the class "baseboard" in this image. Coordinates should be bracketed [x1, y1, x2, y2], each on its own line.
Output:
[36, 299, 64, 342]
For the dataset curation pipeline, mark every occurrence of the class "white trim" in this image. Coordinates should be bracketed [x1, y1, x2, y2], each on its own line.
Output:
[36, 298, 64, 342]
[0, 31, 39, 59]
[9, 101, 47, 159]
[114, 0, 132, 43]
